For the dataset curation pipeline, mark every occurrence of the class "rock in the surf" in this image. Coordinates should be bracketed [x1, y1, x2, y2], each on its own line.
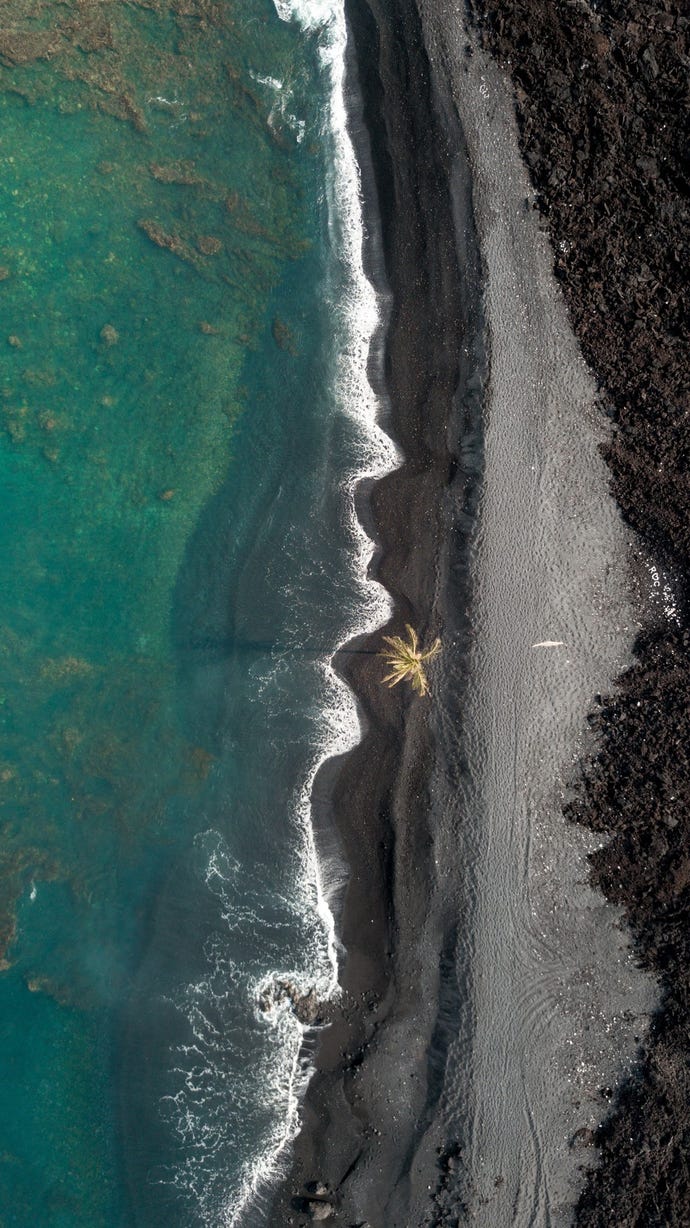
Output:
[307, 1200, 335, 1221]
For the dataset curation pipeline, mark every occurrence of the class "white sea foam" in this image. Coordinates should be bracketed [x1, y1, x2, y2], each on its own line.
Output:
[147, 94, 184, 106]
[249, 71, 285, 91]
[250, 63, 307, 143]
[269, 0, 402, 986]
[166, 3, 401, 1224]
[272, 0, 338, 27]
[216, 5, 398, 1221]
[160, 831, 333, 1226]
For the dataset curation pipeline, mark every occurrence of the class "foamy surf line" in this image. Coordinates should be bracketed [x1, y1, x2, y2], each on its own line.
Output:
[218, 1, 401, 1224]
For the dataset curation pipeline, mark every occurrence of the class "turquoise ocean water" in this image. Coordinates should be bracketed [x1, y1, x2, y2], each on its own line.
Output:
[0, 1, 394, 1223]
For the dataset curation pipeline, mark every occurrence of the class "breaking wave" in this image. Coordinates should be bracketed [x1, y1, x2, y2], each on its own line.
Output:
[161, 3, 400, 1223]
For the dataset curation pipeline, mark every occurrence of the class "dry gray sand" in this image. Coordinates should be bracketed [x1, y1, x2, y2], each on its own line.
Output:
[411, 8, 658, 1224]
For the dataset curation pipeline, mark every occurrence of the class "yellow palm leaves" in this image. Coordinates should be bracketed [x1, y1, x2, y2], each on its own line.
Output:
[379, 624, 441, 697]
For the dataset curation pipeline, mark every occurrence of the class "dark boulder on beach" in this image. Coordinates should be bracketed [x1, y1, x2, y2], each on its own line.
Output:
[257, 978, 327, 1027]
[307, 1199, 335, 1220]
[306, 1180, 332, 1197]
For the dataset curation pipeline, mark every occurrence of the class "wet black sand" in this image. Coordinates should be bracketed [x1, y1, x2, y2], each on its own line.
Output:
[272, 0, 478, 1222]
[273, 0, 689, 1224]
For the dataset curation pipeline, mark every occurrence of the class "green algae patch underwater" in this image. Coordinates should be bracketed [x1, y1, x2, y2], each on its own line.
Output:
[0, 1, 321, 1221]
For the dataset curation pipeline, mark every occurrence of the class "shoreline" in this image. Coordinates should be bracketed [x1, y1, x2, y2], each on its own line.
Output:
[272, 0, 472, 1219]
[272, 0, 682, 1223]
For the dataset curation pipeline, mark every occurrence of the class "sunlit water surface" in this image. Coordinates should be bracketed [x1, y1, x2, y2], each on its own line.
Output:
[0, 1, 393, 1224]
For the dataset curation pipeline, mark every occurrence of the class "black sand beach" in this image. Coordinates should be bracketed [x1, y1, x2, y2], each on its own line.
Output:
[273, 0, 474, 1221]
[274, 1, 689, 1224]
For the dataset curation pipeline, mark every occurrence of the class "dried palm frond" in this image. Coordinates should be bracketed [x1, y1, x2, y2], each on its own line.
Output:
[379, 624, 441, 697]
